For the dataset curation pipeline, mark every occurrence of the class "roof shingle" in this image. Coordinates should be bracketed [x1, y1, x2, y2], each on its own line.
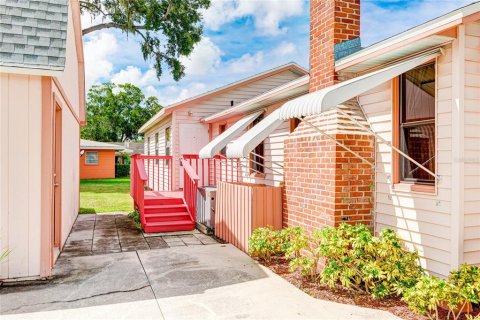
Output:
[0, 0, 69, 71]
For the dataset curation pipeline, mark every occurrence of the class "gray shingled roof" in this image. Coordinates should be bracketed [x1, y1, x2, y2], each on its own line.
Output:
[0, 0, 69, 71]
[81, 140, 125, 151]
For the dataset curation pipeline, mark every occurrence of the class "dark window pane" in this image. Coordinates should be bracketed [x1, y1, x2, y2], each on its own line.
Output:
[401, 123, 435, 183]
[401, 63, 435, 123]
[251, 115, 265, 174]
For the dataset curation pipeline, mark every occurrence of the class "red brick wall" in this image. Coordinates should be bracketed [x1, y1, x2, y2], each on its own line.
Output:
[309, 0, 360, 92]
[283, 0, 374, 231]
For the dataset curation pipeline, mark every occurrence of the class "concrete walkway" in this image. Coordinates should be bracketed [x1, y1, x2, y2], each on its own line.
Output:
[0, 245, 399, 320]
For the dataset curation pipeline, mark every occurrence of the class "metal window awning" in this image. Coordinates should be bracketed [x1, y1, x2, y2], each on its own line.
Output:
[226, 50, 444, 180]
[278, 50, 442, 120]
[227, 109, 284, 158]
[199, 111, 263, 159]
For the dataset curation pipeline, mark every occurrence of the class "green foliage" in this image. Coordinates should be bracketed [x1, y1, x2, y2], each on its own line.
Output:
[128, 210, 142, 231]
[288, 230, 323, 280]
[318, 224, 423, 299]
[248, 226, 304, 262]
[403, 265, 480, 320]
[115, 164, 130, 177]
[80, 0, 210, 81]
[449, 264, 480, 305]
[81, 83, 161, 142]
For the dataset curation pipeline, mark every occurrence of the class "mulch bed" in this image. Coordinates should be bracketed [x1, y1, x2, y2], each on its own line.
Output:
[258, 257, 480, 320]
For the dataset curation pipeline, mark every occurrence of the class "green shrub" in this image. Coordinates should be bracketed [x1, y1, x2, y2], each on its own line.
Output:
[115, 164, 130, 177]
[318, 224, 423, 299]
[248, 227, 282, 261]
[288, 229, 323, 280]
[128, 210, 142, 231]
[403, 265, 480, 320]
[449, 264, 480, 305]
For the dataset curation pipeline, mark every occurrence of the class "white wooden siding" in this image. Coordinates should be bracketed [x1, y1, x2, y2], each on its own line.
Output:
[144, 115, 172, 189]
[358, 44, 454, 277]
[168, 69, 302, 189]
[0, 74, 43, 279]
[210, 102, 291, 187]
[463, 21, 480, 265]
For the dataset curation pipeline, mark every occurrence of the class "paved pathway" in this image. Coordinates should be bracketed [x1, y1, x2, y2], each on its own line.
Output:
[0, 215, 400, 320]
[63, 214, 218, 257]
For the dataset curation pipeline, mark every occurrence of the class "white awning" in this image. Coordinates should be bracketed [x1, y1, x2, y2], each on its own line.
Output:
[279, 50, 442, 120]
[227, 109, 284, 158]
[199, 111, 263, 159]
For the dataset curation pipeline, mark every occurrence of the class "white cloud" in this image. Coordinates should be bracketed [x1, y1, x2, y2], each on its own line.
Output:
[111, 66, 158, 87]
[273, 41, 297, 56]
[180, 37, 222, 75]
[84, 32, 118, 88]
[228, 52, 264, 73]
[203, 0, 305, 35]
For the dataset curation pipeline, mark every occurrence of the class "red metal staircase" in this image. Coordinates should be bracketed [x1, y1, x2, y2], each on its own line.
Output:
[130, 154, 239, 233]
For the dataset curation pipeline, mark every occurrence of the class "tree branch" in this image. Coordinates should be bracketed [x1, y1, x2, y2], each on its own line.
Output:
[82, 22, 146, 35]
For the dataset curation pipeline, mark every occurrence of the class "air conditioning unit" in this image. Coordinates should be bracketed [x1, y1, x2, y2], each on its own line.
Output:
[196, 186, 216, 233]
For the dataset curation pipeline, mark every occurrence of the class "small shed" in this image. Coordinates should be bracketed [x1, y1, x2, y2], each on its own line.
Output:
[80, 140, 124, 179]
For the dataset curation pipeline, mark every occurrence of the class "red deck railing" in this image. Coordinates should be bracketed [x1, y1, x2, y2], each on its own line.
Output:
[181, 159, 200, 221]
[131, 154, 240, 227]
[182, 154, 240, 187]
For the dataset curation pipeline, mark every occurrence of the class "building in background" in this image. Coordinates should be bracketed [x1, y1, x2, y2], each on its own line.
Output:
[80, 140, 124, 179]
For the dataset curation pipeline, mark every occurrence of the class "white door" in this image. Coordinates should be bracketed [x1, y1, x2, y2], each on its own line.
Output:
[179, 123, 210, 187]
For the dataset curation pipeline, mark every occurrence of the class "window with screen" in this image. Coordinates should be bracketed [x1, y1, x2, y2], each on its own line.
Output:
[165, 127, 171, 156]
[398, 62, 436, 184]
[85, 151, 98, 165]
[250, 114, 265, 174]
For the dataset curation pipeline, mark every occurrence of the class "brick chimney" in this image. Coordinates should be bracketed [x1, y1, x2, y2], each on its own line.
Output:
[309, 0, 360, 92]
[283, 0, 375, 232]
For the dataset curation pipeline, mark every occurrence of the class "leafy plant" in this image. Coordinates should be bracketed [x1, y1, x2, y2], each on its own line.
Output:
[402, 275, 452, 320]
[317, 224, 423, 299]
[128, 210, 142, 231]
[449, 264, 480, 306]
[288, 230, 323, 280]
[248, 227, 284, 262]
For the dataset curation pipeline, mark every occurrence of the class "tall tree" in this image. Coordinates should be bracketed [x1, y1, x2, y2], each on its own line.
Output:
[80, 0, 211, 81]
[81, 83, 162, 142]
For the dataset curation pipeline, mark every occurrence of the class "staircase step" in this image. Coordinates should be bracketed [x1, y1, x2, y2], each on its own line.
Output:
[145, 211, 191, 223]
[144, 198, 184, 206]
[143, 220, 195, 233]
[144, 204, 187, 214]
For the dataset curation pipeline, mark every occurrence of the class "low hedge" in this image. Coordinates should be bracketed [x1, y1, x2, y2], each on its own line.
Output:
[115, 164, 130, 177]
[249, 223, 480, 319]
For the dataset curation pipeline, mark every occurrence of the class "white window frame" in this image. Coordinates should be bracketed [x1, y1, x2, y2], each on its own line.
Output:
[85, 151, 99, 165]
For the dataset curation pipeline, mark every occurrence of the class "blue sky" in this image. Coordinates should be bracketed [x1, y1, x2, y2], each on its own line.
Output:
[81, 0, 473, 106]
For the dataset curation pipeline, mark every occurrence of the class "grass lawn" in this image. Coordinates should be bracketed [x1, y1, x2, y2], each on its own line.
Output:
[79, 178, 133, 214]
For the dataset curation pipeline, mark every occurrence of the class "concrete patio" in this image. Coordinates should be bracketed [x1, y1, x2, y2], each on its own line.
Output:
[0, 215, 400, 320]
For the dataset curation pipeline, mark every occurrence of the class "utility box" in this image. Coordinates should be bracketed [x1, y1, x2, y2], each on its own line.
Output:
[215, 181, 283, 253]
[196, 186, 217, 233]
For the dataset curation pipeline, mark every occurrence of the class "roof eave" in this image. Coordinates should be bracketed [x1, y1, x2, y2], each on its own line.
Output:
[335, 2, 480, 73]
[138, 62, 308, 133]
[0, 65, 64, 77]
[202, 76, 310, 123]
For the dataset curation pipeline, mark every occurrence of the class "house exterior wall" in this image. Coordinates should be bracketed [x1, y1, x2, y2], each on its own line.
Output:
[143, 115, 172, 189]
[357, 41, 460, 277]
[80, 149, 116, 179]
[0, 74, 43, 279]
[0, 3, 83, 280]
[144, 70, 302, 190]
[463, 21, 480, 266]
[209, 102, 292, 187]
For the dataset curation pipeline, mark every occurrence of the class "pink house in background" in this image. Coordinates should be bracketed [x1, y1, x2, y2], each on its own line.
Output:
[0, 0, 85, 280]
[136, 0, 480, 278]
